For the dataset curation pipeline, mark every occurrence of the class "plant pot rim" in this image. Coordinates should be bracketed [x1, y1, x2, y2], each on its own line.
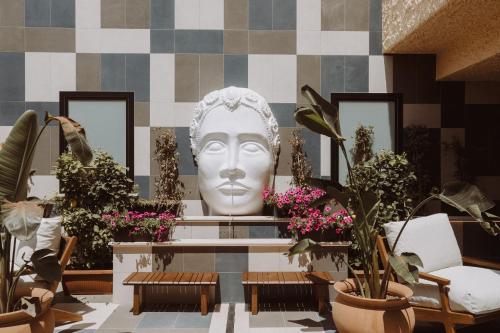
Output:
[64, 269, 113, 275]
[334, 279, 413, 311]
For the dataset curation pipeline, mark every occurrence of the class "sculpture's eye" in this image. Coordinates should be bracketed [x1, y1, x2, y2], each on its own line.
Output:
[241, 142, 265, 154]
[204, 141, 225, 153]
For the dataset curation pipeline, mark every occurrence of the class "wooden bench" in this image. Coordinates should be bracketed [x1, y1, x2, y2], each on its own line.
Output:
[241, 272, 335, 315]
[123, 272, 218, 316]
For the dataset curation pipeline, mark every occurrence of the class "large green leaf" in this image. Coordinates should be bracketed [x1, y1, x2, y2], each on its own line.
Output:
[388, 253, 420, 285]
[294, 107, 336, 137]
[0, 110, 38, 202]
[289, 238, 318, 256]
[1, 200, 43, 240]
[30, 248, 61, 282]
[46, 113, 93, 165]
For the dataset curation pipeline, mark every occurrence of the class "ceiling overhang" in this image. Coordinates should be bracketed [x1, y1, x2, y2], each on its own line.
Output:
[382, 0, 500, 81]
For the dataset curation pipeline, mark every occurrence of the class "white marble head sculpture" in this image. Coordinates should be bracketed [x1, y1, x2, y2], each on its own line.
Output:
[190, 87, 280, 215]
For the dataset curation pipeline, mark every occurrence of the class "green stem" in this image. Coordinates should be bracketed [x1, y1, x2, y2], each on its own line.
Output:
[6, 265, 28, 312]
[346, 261, 365, 298]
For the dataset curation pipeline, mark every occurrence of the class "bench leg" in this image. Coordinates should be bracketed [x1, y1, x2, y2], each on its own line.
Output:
[251, 285, 258, 315]
[133, 285, 143, 315]
[200, 286, 209, 316]
[314, 285, 327, 314]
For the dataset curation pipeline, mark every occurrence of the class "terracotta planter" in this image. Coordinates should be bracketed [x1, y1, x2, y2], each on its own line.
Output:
[332, 279, 415, 333]
[0, 288, 54, 333]
[62, 269, 113, 295]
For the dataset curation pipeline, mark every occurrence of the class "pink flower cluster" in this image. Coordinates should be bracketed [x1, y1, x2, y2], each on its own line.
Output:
[263, 186, 326, 216]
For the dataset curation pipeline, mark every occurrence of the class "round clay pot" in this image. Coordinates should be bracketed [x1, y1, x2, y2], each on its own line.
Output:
[0, 288, 55, 333]
[332, 279, 415, 333]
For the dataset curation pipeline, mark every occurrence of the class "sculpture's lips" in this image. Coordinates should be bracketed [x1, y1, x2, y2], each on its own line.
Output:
[217, 182, 249, 195]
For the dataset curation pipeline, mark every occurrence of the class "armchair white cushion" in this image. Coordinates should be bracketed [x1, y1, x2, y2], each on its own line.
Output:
[383, 213, 462, 272]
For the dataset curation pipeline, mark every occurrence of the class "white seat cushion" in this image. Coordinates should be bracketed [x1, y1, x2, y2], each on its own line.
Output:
[383, 213, 462, 272]
[410, 266, 500, 315]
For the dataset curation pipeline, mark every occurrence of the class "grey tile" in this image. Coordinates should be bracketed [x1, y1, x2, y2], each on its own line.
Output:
[0, 53, 24, 101]
[25, 0, 50, 27]
[25, 102, 59, 126]
[136, 312, 177, 328]
[174, 311, 212, 328]
[321, 55, 344, 99]
[269, 103, 296, 127]
[99, 305, 145, 329]
[369, 30, 382, 55]
[345, 55, 368, 92]
[219, 272, 245, 302]
[175, 127, 197, 175]
[249, 310, 285, 327]
[301, 128, 321, 177]
[151, 29, 175, 53]
[234, 225, 249, 238]
[101, 54, 126, 91]
[134, 176, 150, 198]
[224, 55, 248, 88]
[249, 225, 276, 238]
[51, 0, 75, 27]
[0, 102, 25, 125]
[310, 247, 348, 272]
[249, 0, 272, 30]
[215, 247, 248, 272]
[183, 247, 215, 272]
[150, 0, 174, 29]
[369, 0, 382, 31]
[273, 0, 296, 30]
[175, 30, 223, 54]
[126, 54, 150, 102]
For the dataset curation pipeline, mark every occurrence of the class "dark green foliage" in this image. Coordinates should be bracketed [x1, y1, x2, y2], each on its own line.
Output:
[55, 150, 136, 269]
[289, 129, 312, 187]
[351, 125, 374, 165]
[442, 137, 476, 183]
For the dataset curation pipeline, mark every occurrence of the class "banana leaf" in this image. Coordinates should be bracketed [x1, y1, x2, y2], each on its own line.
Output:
[1, 201, 43, 240]
[388, 252, 423, 285]
[289, 238, 319, 256]
[30, 249, 61, 282]
[294, 107, 336, 137]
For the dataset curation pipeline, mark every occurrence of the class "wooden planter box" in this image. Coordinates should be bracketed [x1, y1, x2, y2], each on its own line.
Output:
[62, 269, 113, 295]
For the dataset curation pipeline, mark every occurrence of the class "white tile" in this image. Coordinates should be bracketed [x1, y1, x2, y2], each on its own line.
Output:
[278, 246, 311, 272]
[297, 30, 321, 55]
[50, 53, 76, 101]
[403, 104, 441, 128]
[76, 29, 150, 53]
[134, 127, 150, 176]
[150, 102, 174, 127]
[191, 222, 219, 239]
[272, 55, 296, 103]
[28, 175, 59, 199]
[113, 271, 133, 305]
[182, 199, 204, 215]
[113, 253, 152, 273]
[297, 0, 321, 31]
[150, 54, 175, 102]
[75, 0, 100, 29]
[175, 0, 200, 29]
[53, 303, 118, 331]
[25, 52, 51, 101]
[248, 247, 280, 272]
[320, 134, 331, 177]
[0, 126, 13, 142]
[234, 303, 250, 333]
[200, 0, 224, 30]
[248, 55, 273, 103]
[173, 102, 196, 126]
[171, 223, 192, 239]
[274, 175, 293, 193]
[321, 31, 369, 55]
[369, 55, 393, 93]
[209, 303, 229, 333]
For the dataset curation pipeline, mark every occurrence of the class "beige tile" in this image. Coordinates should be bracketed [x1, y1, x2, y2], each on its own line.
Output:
[76, 53, 101, 91]
[101, 0, 126, 28]
[200, 54, 223, 98]
[224, 0, 248, 30]
[126, 0, 150, 28]
[175, 54, 200, 102]
[180, 175, 200, 200]
[183, 248, 215, 272]
[0, 0, 24, 26]
[345, 0, 369, 30]
[32, 128, 51, 175]
[403, 104, 441, 128]
[224, 30, 249, 54]
[150, 127, 172, 176]
[25, 28, 75, 52]
[248, 30, 296, 54]
[134, 102, 150, 126]
[297, 55, 320, 107]
[0, 27, 24, 52]
[321, 0, 344, 31]
[276, 127, 293, 176]
[49, 126, 60, 168]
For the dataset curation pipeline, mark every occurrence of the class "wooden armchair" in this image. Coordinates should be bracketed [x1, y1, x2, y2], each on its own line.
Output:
[377, 232, 500, 333]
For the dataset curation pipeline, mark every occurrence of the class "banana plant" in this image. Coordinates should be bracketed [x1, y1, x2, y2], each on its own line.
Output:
[292, 85, 499, 299]
[0, 110, 92, 314]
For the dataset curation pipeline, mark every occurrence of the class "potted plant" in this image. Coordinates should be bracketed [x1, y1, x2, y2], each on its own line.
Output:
[292, 85, 499, 333]
[0, 110, 91, 331]
[54, 151, 136, 295]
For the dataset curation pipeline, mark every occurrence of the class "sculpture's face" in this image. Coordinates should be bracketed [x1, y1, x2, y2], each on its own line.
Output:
[197, 104, 273, 215]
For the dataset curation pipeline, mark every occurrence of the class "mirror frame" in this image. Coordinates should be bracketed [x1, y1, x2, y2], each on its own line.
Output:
[59, 91, 135, 178]
[330, 92, 403, 182]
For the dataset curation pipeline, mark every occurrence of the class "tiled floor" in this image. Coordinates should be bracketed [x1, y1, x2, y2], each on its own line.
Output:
[53, 295, 500, 333]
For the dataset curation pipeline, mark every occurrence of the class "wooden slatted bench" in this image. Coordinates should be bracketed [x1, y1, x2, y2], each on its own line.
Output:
[242, 272, 335, 315]
[123, 272, 218, 316]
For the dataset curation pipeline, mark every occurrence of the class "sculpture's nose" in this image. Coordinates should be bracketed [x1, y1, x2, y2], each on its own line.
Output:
[220, 142, 245, 180]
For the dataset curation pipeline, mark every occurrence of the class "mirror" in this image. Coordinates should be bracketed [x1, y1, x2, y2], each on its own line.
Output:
[330, 93, 403, 184]
[59, 92, 134, 177]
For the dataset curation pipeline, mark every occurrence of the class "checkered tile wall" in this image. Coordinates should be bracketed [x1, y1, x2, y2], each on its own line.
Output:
[0, 0, 393, 213]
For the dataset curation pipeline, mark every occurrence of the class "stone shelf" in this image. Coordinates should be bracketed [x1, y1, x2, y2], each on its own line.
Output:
[110, 238, 350, 247]
[176, 216, 289, 222]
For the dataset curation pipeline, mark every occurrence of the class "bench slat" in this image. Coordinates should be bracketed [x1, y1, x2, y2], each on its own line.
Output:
[181, 272, 193, 284]
[210, 273, 218, 284]
[268, 272, 279, 284]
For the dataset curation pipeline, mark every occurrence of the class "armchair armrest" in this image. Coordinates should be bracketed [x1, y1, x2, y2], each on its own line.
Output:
[463, 256, 500, 270]
[418, 272, 450, 286]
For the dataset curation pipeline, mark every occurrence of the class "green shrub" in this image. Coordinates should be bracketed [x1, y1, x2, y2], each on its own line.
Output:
[55, 150, 137, 269]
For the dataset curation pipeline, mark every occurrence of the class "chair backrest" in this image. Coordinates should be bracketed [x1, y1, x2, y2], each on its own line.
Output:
[50, 236, 77, 293]
[382, 213, 462, 272]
